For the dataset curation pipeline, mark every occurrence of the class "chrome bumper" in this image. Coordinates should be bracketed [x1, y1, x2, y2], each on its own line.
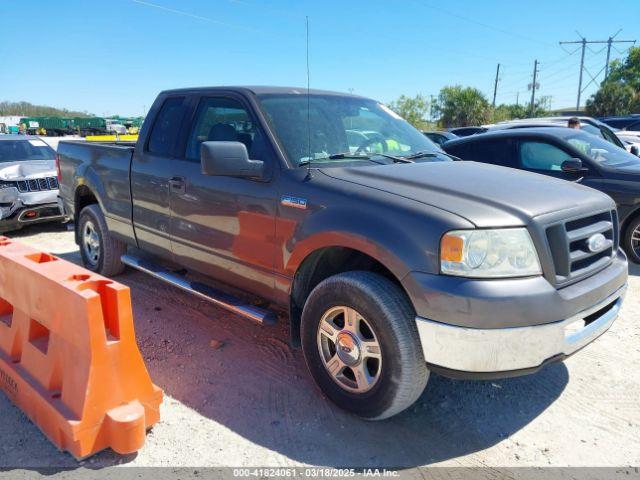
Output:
[415, 285, 626, 375]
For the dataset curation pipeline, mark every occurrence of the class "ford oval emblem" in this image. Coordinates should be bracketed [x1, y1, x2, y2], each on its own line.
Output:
[587, 233, 607, 253]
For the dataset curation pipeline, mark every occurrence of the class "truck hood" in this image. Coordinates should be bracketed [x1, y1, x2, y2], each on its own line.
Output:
[0, 160, 56, 181]
[320, 161, 614, 227]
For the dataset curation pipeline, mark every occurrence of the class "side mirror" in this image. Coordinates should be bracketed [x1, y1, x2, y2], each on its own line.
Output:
[631, 145, 639, 156]
[561, 158, 588, 174]
[200, 141, 264, 179]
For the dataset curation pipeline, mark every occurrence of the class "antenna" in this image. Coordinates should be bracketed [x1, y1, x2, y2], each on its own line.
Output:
[305, 16, 312, 179]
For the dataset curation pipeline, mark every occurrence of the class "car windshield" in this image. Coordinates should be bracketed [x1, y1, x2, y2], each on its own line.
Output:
[257, 93, 444, 166]
[0, 139, 55, 163]
[562, 130, 640, 168]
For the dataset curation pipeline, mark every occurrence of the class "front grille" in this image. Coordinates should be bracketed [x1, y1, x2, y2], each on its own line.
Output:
[16, 177, 59, 193]
[546, 210, 617, 285]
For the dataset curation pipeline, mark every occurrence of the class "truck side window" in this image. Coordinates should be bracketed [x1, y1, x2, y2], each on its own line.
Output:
[185, 97, 272, 162]
[519, 141, 571, 172]
[147, 97, 187, 157]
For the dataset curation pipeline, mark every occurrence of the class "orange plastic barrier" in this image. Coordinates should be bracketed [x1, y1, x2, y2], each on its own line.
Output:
[0, 237, 162, 459]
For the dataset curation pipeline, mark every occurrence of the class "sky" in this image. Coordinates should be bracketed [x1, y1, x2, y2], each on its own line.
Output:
[1, 0, 639, 117]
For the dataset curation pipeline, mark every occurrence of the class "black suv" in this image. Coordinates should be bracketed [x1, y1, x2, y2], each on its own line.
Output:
[443, 127, 640, 262]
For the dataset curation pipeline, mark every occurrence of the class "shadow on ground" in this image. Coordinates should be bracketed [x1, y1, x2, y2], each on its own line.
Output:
[0, 225, 569, 469]
[4, 222, 70, 238]
[112, 271, 568, 469]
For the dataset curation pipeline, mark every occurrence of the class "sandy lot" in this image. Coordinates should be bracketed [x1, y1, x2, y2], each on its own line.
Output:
[0, 222, 638, 470]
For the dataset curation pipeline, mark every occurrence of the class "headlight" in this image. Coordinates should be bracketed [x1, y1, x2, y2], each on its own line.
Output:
[440, 228, 541, 278]
[0, 181, 15, 189]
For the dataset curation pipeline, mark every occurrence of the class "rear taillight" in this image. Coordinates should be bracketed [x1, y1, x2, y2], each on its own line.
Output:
[56, 154, 61, 181]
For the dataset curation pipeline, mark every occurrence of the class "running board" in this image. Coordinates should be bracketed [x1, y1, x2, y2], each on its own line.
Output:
[121, 254, 277, 325]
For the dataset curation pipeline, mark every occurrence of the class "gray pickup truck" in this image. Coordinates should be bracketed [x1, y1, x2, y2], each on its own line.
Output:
[58, 86, 628, 420]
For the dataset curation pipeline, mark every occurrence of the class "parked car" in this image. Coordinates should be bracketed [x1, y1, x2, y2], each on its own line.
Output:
[58, 87, 627, 420]
[443, 127, 640, 262]
[422, 130, 458, 146]
[447, 126, 487, 137]
[490, 116, 627, 151]
[106, 119, 128, 135]
[0, 135, 66, 233]
[598, 114, 640, 131]
[618, 134, 640, 155]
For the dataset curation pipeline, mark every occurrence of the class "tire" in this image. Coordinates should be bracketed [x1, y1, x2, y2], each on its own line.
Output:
[623, 215, 640, 264]
[301, 271, 429, 420]
[77, 204, 127, 276]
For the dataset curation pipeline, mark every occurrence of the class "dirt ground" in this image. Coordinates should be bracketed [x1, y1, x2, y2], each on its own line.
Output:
[0, 222, 638, 470]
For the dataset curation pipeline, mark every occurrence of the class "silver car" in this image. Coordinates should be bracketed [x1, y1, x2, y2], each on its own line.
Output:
[0, 135, 66, 233]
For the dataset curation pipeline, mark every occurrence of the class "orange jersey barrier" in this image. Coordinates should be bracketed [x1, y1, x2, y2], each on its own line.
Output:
[0, 237, 162, 459]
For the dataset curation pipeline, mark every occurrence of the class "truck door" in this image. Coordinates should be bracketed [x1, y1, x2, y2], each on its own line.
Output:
[131, 95, 190, 260]
[168, 94, 279, 301]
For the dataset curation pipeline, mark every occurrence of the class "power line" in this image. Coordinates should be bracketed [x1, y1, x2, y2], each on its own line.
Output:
[128, 0, 264, 34]
[560, 31, 636, 109]
[418, 1, 555, 48]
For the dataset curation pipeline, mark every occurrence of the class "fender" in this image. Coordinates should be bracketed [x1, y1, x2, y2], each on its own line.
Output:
[281, 200, 470, 283]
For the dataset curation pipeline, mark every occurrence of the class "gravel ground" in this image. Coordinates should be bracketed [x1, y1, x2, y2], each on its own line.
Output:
[1, 222, 639, 470]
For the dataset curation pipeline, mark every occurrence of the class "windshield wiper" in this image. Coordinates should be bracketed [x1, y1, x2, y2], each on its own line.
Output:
[299, 153, 386, 166]
[374, 151, 440, 163]
[403, 151, 439, 160]
[374, 153, 415, 163]
[327, 152, 372, 160]
[439, 151, 462, 161]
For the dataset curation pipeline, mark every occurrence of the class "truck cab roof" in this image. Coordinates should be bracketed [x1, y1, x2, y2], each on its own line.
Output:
[159, 85, 367, 99]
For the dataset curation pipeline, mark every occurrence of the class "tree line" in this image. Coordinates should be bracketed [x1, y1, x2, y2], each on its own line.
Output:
[586, 46, 640, 117]
[388, 88, 551, 130]
[390, 46, 639, 129]
[0, 100, 92, 118]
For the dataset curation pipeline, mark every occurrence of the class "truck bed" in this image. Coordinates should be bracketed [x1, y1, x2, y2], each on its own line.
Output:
[57, 140, 136, 244]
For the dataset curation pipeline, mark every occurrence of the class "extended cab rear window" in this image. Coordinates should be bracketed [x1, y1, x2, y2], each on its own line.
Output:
[147, 97, 188, 156]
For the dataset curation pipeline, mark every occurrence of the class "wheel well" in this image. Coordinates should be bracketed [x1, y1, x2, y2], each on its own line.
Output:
[621, 208, 640, 240]
[289, 247, 405, 345]
[74, 186, 98, 243]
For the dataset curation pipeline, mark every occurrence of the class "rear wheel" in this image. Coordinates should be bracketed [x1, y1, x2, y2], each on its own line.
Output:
[623, 216, 640, 264]
[78, 205, 127, 276]
[301, 271, 429, 420]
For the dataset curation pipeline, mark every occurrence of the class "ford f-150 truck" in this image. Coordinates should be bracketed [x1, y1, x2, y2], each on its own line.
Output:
[57, 86, 628, 420]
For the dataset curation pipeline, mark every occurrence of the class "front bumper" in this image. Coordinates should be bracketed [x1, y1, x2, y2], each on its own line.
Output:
[416, 284, 626, 379]
[0, 202, 66, 232]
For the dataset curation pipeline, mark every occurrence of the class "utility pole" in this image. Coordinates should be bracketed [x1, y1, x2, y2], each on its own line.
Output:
[605, 36, 613, 79]
[429, 94, 436, 122]
[576, 38, 586, 111]
[516, 92, 519, 106]
[560, 32, 636, 109]
[529, 60, 538, 115]
[492, 63, 500, 107]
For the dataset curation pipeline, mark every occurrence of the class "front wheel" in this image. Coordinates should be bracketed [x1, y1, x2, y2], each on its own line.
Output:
[623, 216, 640, 264]
[301, 271, 429, 420]
[78, 204, 127, 276]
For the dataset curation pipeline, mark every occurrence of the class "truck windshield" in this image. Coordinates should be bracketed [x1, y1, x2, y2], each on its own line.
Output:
[0, 139, 56, 163]
[257, 93, 444, 167]
[562, 130, 640, 168]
